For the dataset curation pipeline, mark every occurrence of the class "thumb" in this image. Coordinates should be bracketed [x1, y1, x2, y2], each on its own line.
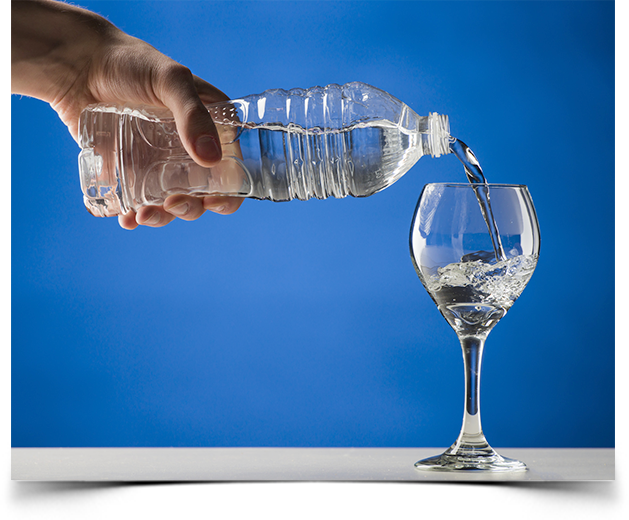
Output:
[156, 65, 222, 167]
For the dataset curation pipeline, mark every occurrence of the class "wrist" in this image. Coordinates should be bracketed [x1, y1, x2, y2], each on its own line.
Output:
[11, 0, 120, 104]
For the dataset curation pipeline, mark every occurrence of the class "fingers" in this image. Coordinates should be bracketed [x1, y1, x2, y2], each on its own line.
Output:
[163, 195, 205, 221]
[139, 70, 245, 226]
[136, 206, 176, 227]
[203, 196, 244, 215]
[117, 196, 244, 229]
[116, 206, 176, 229]
[192, 75, 230, 105]
[154, 64, 225, 168]
[163, 194, 243, 219]
[118, 211, 139, 230]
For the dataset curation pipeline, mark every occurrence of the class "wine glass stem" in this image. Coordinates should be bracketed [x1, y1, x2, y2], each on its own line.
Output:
[453, 335, 489, 449]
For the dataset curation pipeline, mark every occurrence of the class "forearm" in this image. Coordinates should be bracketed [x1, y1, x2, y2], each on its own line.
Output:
[11, 0, 118, 104]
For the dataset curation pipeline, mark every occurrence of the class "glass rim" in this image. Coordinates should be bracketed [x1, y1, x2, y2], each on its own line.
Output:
[423, 182, 529, 189]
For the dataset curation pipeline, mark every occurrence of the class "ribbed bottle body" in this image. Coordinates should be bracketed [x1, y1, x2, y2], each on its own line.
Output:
[78, 82, 450, 217]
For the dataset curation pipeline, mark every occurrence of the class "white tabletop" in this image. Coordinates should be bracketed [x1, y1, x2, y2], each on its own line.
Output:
[11, 447, 614, 481]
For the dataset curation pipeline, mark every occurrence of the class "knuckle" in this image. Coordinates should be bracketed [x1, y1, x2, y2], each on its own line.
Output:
[164, 62, 193, 82]
[154, 62, 195, 102]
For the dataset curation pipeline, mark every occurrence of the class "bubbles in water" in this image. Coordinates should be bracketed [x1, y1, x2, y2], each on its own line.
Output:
[426, 254, 539, 311]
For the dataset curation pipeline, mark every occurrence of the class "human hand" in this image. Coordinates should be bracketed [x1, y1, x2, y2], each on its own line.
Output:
[12, 0, 244, 229]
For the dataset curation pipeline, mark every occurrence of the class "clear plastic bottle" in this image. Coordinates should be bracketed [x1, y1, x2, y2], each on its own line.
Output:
[78, 82, 451, 217]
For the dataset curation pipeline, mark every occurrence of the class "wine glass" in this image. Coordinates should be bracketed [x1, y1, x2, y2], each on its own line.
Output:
[410, 183, 540, 471]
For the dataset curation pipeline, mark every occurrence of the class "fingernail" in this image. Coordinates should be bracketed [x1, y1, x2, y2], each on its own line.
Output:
[194, 134, 221, 163]
[168, 202, 189, 216]
[145, 212, 161, 226]
[208, 205, 226, 214]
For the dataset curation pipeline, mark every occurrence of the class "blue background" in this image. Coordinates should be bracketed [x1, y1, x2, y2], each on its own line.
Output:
[12, 1, 614, 448]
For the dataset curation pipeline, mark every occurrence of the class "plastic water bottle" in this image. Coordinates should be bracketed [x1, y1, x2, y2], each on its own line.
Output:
[78, 82, 451, 217]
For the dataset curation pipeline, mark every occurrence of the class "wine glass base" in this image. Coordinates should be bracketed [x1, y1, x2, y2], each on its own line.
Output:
[415, 448, 527, 472]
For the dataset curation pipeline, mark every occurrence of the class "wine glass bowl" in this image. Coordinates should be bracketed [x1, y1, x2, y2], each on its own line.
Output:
[410, 183, 540, 471]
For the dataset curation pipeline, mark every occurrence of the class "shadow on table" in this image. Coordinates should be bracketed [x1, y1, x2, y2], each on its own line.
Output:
[12, 481, 615, 520]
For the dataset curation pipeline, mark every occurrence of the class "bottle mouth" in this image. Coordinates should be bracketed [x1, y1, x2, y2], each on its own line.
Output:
[79, 148, 123, 217]
[427, 113, 451, 158]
